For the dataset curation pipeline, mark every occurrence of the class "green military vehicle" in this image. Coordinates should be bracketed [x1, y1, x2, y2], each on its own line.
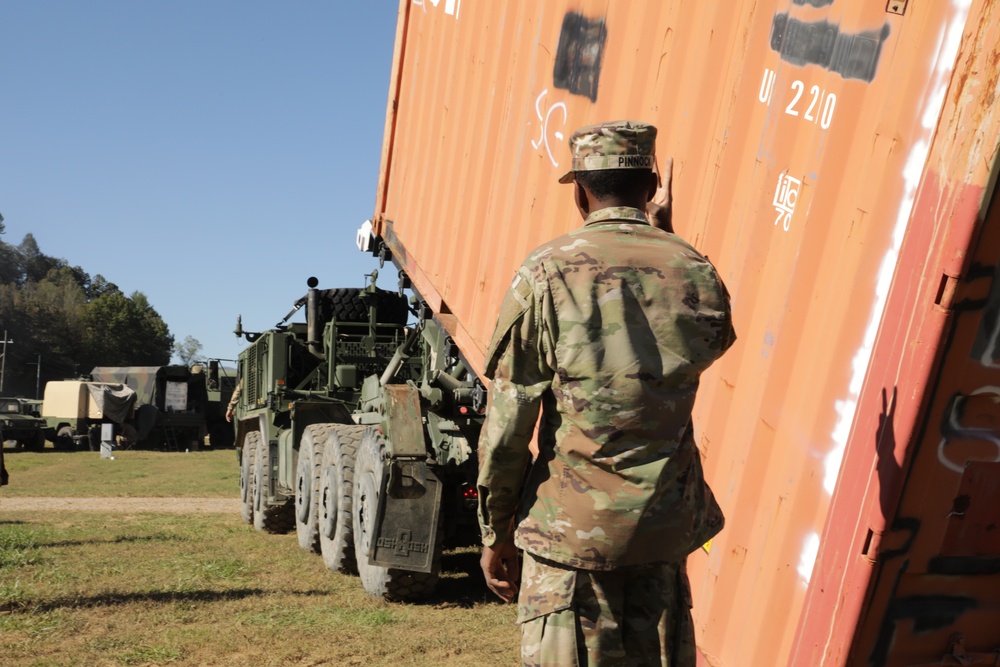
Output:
[0, 396, 47, 450]
[232, 275, 484, 600]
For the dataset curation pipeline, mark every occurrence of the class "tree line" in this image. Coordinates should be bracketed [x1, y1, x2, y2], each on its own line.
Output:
[0, 226, 174, 398]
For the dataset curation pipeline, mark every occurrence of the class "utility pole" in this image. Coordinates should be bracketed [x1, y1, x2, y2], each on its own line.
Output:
[27, 353, 41, 399]
[0, 330, 12, 394]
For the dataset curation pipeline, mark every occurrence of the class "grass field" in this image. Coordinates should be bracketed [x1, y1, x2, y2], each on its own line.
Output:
[0, 448, 520, 666]
[1, 446, 238, 498]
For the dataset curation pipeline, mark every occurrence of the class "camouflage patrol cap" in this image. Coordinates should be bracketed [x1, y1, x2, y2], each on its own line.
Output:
[558, 120, 657, 184]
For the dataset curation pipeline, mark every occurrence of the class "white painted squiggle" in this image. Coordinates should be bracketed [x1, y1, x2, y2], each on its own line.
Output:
[937, 386, 1000, 472]
[798, 0, 973, 585]
[531, 89, 568, 168]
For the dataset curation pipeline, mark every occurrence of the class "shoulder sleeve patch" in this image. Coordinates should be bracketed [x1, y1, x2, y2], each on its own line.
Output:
[483, 270, 534, 379]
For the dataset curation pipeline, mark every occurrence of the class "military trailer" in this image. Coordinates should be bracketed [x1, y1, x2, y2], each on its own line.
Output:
[232, 276, 483, 600]
[91, 366, 210, 450]
[0, 396, 47, 450]
[40, 380, 137, 450]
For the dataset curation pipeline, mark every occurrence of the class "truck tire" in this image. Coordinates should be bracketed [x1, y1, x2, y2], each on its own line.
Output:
[325, 288, 409, 325]
[319, 424, 365, 574]
[239, 433, 258, 525]
[253, 433, 293, 533]
[56, 426, 75, 451]
[352, 428, 440, 600]
[295, 424, 329, 552]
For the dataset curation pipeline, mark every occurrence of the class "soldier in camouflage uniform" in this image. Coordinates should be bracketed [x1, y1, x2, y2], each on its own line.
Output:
[225, 379, 242, 423]
[477, 121, 736, 666]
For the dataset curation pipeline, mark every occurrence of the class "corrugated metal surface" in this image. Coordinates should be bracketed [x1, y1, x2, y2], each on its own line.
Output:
[370, 1, 1000, 665]
[791, 1, 1000, 662]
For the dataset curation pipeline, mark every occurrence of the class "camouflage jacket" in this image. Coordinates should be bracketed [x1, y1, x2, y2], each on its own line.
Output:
[477, 206, 736, 570]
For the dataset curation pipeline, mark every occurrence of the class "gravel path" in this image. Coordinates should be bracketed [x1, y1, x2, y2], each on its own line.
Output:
[0, 497, 240, 513]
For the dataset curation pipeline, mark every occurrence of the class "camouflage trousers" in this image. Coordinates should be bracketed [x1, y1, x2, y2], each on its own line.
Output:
[517, 551, 696, 667]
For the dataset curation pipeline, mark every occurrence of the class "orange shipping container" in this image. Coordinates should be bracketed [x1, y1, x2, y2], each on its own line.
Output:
[364, 1, 1000, 665]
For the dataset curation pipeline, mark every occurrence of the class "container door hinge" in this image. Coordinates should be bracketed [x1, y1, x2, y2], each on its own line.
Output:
[862, 528, 883, 564]
[886, 0, 908, 16]
[934, 273, 960, 311]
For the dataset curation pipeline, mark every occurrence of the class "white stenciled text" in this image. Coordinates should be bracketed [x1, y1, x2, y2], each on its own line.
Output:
[759, 68, 837, 130]
[773, 172, 801, 232]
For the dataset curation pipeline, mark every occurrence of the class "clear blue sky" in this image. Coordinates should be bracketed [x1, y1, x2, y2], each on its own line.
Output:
[0, 1, 401, 366]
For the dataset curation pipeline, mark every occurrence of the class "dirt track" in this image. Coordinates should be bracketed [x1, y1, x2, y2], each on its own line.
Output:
[0, 497, 240, 513]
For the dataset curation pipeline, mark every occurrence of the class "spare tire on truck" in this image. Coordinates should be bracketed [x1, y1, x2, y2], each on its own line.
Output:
[321, 288, 409, 325]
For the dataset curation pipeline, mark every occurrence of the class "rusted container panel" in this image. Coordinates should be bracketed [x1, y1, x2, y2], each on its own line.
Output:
[790, 2, 1000, 663]
[370, 1, 1000, 665]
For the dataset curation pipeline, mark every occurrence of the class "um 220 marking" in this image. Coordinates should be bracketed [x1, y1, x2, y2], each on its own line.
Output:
[759, 68, 837, 130]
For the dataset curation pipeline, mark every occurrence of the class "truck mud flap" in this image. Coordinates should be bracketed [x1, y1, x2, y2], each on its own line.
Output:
[370, 458, 442, 573]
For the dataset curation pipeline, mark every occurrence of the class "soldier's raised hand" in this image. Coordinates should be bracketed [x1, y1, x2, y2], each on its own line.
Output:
[647, 157, 674, 233]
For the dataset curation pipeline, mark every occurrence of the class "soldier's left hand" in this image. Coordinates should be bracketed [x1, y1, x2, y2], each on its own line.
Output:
[481, 538, 520, 602]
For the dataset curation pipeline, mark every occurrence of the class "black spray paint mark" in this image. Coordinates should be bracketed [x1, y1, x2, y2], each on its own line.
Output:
[553, 12, 607, 102]
[971, 260, 1000, 365]
[928, 555, 1000, 576]
[770, 14, 890, 82]
[870, 559, 981, 666]
[887, 595, 979, 633]
[792, 0, 835, 7]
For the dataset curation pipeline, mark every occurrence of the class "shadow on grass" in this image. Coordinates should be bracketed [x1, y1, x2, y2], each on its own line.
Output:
[426, 548, 503, 608]
[42, 534, 184, 548]
[2, 587, 270, 613]
[0, 520, 29, 526]
[1, 444, 82, 454]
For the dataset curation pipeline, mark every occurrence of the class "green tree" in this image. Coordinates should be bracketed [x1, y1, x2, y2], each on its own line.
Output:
[87, 274, 120, 300]
[18, 267, 88, 361]
[0, 232, 174, 393]
[18, 234, 61, 284]
[130, 291, 174, 364]
[174, 335, 203, 367]
[0, 241, 19, 285]
[0, 264, 89, 393]
[81, 289, 173, 367]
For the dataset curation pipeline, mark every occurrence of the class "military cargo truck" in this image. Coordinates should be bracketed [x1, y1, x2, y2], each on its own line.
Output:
[232, 275, 483, 600]
[91, 366, 210, 450]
